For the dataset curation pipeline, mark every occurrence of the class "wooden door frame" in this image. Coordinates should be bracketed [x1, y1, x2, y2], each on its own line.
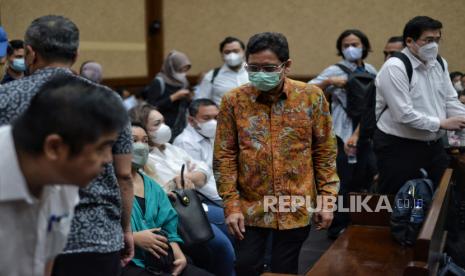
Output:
[101, 0, 315, 90]
[102, 0, 163, 91]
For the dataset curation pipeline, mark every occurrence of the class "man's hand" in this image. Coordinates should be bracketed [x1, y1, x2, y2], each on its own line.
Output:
[133, 229, 169, 259]
[329, 76, 347, 88]
[226, 212, 245, 240]
[312, 211, 334, 230]
[440, 116, 465, 130]
[120, 231, 135, 267]
[344, 133, 359, 155]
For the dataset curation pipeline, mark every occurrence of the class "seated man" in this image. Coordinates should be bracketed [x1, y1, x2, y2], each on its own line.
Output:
[174, 99, 221, 205]
[0, 75, 129, 276]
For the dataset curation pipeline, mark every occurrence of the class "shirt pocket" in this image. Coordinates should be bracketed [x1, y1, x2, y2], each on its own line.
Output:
[45, 214, 72, 260]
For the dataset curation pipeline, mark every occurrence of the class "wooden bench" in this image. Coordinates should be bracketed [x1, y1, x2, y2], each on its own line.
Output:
[263, 169, 453, 276]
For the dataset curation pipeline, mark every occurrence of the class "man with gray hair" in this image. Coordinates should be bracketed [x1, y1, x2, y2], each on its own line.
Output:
[0, 15, 134, 276]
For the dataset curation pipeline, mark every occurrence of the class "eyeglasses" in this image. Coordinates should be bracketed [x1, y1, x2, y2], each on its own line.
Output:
[417, 37, 441, 44]
[245, 62, 285, 73]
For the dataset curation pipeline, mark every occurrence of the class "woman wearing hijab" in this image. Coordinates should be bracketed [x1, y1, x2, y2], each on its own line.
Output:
[144, 50, 193, 141]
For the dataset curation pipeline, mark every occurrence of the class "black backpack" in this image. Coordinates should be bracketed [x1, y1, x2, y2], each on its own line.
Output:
[361, 52, 446, 138]
[335, 64, 376, 120]
[390, 169, 434, 246]
[210, 67, 221, 84]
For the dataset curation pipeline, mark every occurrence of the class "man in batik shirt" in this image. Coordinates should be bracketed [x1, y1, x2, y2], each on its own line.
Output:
[214, 32, 339, 275]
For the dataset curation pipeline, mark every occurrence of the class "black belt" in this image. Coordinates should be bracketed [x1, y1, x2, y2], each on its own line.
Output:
[375, 128, 442, 146]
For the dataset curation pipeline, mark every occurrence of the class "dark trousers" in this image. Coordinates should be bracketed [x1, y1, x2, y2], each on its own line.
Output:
[52, 251, 121, 276]
[328, 137, 377, 237]
[122, 261, 214, 276]
[373, 129, 449, 194]
[235, 225, 311, 276]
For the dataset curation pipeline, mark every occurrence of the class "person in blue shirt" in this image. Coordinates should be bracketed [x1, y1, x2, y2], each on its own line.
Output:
[309, 29, 378, 239]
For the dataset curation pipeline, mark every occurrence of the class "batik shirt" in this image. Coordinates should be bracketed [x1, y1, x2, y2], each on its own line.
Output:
[214, 78, 339, 229]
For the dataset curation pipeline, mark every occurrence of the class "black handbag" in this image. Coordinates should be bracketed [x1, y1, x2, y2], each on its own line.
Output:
[144, 230, 175, 275]
[170, 164, 214, 247]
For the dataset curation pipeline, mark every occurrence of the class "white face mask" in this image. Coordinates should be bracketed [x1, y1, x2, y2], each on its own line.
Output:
[150, 123, 172, 145]
[173, 72, 187, 82]
[416, 42, 439, 62]
[454, 81, 464, 92]
[196, 119, 217, 138]
[342, 46, 363, 62]
[224, 52, 243, 67]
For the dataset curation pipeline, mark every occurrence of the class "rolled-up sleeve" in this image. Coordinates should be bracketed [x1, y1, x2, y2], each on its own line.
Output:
[213, 95, 241, 216]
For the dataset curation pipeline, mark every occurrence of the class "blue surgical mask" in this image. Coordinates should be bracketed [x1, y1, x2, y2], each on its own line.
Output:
[132, 142, 150, 169]
[11, 58, 26, 72]
[248, 71, 282, 91]
[342, 46, 363, 62]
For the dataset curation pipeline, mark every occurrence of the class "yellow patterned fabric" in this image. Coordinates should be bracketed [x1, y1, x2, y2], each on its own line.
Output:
[214, 78, 339, 230]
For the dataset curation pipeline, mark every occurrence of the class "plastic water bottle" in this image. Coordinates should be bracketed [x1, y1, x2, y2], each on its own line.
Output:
[410, 198, 424, 224]
[347, 145, 357, 164]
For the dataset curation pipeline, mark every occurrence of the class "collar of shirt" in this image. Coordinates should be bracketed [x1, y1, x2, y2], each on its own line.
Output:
[403, 47, 440, 70]
[254, 77, 291, 104]
[0, 126, 35, 204]
[32, 66, 73, 77]
[185, 123, 211, 143]
[221, 62, 247, 74]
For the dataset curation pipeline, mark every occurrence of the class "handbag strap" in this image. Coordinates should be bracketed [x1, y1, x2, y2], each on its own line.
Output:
[180, 164, 185, 190]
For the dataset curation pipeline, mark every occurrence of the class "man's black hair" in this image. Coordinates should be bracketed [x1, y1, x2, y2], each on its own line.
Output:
[402, 16, 442, 45]
[246, 32, 289, 63]
[219, 36, 245, 52]
[336, 29, 372, 59]
[188, 98, 218, 117]
[387, 36, 403, 44]
[450, 71, 463, 81]
[7, 40, 24, 56]
[25, 15, 79, 63]
[12, 74, 128, 156]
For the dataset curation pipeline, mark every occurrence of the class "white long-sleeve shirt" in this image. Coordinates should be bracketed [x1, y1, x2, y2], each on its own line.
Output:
[148, 143, 220, 201]
[375, 48, 465, 141]
[196, 63, 249, 106]
[173, 124, 221, 201]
